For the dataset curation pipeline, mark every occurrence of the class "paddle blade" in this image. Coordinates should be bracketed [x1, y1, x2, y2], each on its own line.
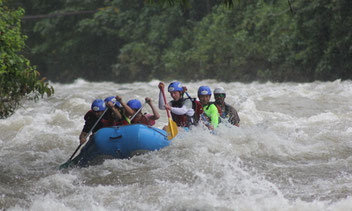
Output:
[58, 160, 73, 170]
[166, 118, 178, 140]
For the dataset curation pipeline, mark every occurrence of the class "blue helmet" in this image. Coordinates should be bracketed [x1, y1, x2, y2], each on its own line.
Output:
[104, 96, 121, 107]
[91, 99, 106, 112]
[127, 99, 142, 110]
[168, 81, 183, 92]
[198, 86, 212, 96]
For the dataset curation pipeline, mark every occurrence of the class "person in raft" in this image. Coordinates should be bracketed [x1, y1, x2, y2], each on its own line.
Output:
[114, 95, 135, 120]
[127, 97, 160, 126]
[104, 96, 133, 126]
[213, 87, 240, 127]
[79, 99, 113, 144]
[198, 86, 220, 130]
[158, 81, 195, 129]
[79, 96, 135, 144]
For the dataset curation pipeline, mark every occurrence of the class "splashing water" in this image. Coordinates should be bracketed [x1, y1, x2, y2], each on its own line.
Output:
[1, 79, 352, 210]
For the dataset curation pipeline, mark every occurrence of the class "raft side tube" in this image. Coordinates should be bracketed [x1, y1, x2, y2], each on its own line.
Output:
[94, 124, 171, 159]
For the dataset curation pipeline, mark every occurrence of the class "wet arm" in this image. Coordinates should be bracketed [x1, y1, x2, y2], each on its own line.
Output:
[107, 101, 122, 120]
[146, 97, 160, 120]
[117, 95, 135, 117]
[111, 106, 122, 120]
[79, 131, 88, 144]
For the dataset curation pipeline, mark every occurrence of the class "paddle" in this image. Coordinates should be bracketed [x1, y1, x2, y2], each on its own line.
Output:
[129, 102, 146, 121]
[59, 103, 110, 169]
[160, 87, 178, 140]
[185, 91, 192, 99]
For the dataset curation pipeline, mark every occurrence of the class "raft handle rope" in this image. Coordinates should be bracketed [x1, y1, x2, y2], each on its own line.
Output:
[110, 135, 122, 140]
[147, 125, 167, 138]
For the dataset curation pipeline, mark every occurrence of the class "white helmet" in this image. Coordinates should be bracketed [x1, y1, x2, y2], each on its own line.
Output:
[214, 87, 225, 94]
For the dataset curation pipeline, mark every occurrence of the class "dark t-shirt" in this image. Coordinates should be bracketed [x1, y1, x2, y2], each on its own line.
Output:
[220, 103, 240, 125]
[82, 109, 116, 133]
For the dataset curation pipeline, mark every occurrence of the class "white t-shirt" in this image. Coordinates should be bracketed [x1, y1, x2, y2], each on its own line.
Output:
[158, 91, 194, 116]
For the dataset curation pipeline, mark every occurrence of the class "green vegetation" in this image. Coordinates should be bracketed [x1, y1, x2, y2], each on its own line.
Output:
[2, 0, 349, 118]
[0, 0, 53, 119]
[6, 0, 352, 84]
[10, 0, 351, 83]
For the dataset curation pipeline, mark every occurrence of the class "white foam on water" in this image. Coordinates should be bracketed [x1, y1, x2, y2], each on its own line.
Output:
[2, 79, 352, 210]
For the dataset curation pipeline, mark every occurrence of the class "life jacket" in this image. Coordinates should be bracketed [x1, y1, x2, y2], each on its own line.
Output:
[84, 110, 93, 121]
[190, 98, 204, 124]
[170, 98, 195, 127]
[115, 110, 131, 125]
[183, 93, 204, 125]
[220, 104, 230, 119]
[208, 102, 222, 117]
[131, 113, 155, 126]
[115, 118, 129, 126]
[83, 110, 108, 133]
[102, 110, 118, 126]
[84, 110, 114, 127]
[203, 102, 222, 123]
[216, 103, 240, 126]
[207, 102, 222, 116]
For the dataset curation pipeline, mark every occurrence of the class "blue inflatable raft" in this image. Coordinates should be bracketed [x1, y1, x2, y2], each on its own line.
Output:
[60, 124, 172, 168]
[94, 124, 171, 158]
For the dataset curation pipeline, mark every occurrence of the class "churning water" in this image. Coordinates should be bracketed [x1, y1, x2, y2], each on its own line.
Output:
[1, 79, 352, 210]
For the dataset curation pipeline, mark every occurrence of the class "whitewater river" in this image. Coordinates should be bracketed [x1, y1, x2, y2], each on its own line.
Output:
[1, 79, 352, 210]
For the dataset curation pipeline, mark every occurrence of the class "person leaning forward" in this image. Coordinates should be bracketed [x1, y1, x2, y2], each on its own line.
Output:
[79, 99, 109, 144]
[104, 96, 131, 126]
[128, 97, 160, 126]
[79, 96, 135, 144]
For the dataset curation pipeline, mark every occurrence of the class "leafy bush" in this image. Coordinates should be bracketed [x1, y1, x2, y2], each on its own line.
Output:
[0, 0, 53, 119]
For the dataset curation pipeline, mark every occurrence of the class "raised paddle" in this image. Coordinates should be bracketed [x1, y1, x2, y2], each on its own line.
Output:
[160, 87, 178, 140]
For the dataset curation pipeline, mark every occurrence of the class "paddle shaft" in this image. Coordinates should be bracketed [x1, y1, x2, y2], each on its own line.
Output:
[185, 92, 192, 100]
[68, 104, 109, 161]
[161, 88, 171, 118]
[130, 103, 146, 121]
[160, 87, 178, 140]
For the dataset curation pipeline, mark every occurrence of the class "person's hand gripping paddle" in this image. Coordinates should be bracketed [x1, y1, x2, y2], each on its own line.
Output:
[59, 99, 114, 169]
[160, 85, 178, 140]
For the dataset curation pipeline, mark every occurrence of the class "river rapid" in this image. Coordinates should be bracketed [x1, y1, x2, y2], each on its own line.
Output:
[1, 79, 352, 211]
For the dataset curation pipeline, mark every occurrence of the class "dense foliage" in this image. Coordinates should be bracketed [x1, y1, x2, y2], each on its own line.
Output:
[9, 0, 352, 83]
[0, 0, 53, 119]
